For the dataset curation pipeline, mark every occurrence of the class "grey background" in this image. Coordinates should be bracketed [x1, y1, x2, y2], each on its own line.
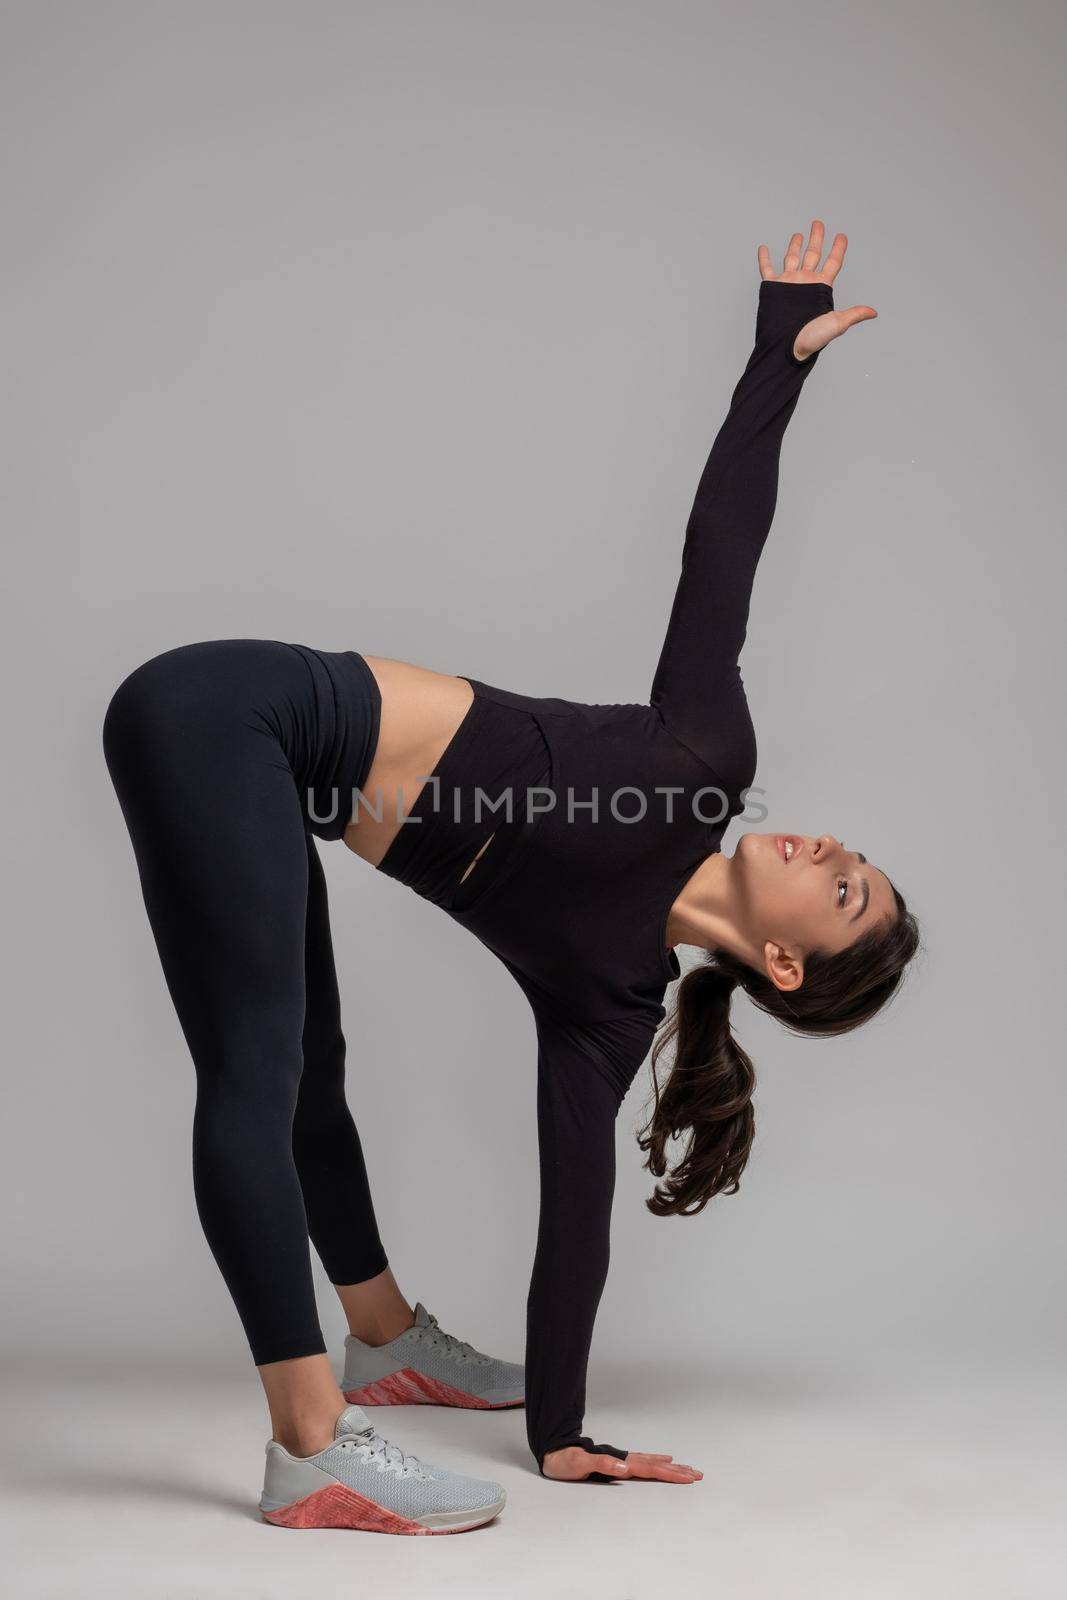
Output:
[3, 2, 1064, 1595]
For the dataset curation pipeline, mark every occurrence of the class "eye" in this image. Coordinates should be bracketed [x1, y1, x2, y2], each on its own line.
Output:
[837, 879, 848, 907]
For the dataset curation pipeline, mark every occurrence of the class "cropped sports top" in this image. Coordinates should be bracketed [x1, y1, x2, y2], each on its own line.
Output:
[374, 280, 834, 1470]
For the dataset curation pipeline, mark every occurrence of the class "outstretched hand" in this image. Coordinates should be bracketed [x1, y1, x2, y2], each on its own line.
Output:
[757, 219, 877, 361]
[542, 1445, 703, 1484]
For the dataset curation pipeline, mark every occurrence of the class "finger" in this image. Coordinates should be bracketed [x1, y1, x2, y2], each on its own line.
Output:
[783, 231, 804, 274]
[822, 231, 848, 283]
[801, 218, 825, 273]
[757, 243, 774, 280]
[839, 304, 878, 332]
[591, 1455, 632, 1477]
[627, 1452, 675, 1462]
[629, 1461, 703, 1482]
[621, 1455, 685, 1477]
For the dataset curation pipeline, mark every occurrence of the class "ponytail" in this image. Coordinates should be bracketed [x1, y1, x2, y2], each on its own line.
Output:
[638, 961, 755, 1217]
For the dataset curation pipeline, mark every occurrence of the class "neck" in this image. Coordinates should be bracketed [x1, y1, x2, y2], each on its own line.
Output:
[666, 851, 756, 966]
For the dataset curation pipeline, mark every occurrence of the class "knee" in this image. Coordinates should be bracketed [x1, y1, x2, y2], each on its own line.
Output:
[295, 1045, 347, 1123]
[195, 1058, 303, 1141]
[302, 1020, 346, 1080]
[294, 1031, 349, 1125]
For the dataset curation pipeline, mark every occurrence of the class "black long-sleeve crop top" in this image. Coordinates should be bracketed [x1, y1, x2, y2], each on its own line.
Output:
[375, 280, 834, 1472]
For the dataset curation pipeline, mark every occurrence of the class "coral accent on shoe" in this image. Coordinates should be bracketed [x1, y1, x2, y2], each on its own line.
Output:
[342, 1367, 522, 1409]
[262, 1482, 472, 1535]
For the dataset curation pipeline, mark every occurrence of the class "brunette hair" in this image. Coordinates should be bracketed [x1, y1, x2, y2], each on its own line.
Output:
[638, 883, 920, 1217]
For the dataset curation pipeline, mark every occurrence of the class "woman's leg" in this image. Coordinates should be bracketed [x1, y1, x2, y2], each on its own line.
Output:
[102, 645, 349, 1450]
[258, 1354, 347, 1455]
[335, 1268, 415, 1346]
[292, 834, 414, 1344]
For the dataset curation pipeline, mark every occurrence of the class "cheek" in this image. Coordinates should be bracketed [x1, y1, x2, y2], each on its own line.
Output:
[781, 875, 825, 941]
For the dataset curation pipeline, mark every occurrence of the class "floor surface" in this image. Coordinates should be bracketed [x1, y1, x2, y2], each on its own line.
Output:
[3, 1356, 1063, 1598]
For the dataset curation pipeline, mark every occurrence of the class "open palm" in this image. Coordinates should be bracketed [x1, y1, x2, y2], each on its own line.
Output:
[542, 1444, 703, 1484]
[758, 219, 877, 361]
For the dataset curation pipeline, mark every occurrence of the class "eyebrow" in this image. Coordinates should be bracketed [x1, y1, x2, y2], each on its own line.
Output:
[850, 879, 870, 922]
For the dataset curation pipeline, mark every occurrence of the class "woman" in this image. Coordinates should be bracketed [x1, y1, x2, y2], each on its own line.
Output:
[103, 220, 919, 1535]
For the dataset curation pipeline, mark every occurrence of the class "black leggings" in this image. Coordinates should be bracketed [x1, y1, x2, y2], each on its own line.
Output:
[102, 639, 388, 1366]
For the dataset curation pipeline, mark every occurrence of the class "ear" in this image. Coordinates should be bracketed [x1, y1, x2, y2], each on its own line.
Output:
[763, 940, 804, 993]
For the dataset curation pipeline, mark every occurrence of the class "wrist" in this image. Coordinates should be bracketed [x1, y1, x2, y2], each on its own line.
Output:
[539, 1437, 629, 1475]
[538, 1435, 590, 1474]
[756, 279, 834, 355]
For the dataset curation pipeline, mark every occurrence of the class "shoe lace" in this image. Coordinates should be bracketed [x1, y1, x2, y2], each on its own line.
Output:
[349, 1426, 432, 1480]
[419, 1312, 491, 1365]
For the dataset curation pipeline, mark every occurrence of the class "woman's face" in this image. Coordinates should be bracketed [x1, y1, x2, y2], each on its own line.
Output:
[734, 832, 898, 961]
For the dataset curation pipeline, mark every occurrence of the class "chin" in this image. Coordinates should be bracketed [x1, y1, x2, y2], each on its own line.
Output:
[735, 831, 775, 860]
[734, 832, 788, 891]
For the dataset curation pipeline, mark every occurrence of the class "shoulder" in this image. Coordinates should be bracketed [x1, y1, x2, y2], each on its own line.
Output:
[530, 1000, 661, 1106]
[652, 695, 757, 802]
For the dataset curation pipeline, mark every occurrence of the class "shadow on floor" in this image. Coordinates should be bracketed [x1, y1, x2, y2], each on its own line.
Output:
[8, 1465, 255, 1519]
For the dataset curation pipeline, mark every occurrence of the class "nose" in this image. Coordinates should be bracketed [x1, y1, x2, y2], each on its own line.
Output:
[811, 834, 865, 867]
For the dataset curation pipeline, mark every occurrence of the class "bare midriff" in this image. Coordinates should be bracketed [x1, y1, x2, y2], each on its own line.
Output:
[342, 655, 493, 880]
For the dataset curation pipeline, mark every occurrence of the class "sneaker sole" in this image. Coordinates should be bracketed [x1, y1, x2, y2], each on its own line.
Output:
[261, 1483, 506, 1534]
[343, 1369, 524, 1409]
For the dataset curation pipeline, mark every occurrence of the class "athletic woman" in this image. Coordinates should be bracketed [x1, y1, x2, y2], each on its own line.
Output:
[103, 220, 920, 1534]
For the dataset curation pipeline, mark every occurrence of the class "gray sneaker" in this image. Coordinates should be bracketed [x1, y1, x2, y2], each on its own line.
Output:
[260, 1403, 506, 1534]
[342, 1302, 525, 1409]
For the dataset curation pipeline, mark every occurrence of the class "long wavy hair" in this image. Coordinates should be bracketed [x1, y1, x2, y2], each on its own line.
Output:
[638, 883, 920, 1217]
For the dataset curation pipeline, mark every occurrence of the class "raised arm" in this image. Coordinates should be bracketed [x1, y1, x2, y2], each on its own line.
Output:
[649, 222, 876, 787]
[527, 1007, 702, 1486]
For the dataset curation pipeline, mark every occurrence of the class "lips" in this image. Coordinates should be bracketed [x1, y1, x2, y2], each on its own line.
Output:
[775, 835, 803, 863]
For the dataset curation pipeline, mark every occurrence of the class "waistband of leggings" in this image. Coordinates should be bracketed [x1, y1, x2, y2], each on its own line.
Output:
[284, 645, 382, 840]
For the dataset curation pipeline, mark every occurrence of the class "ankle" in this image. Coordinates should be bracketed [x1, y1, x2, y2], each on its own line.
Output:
[334, 1268, 415, 1348]
[349, 1307, 415, 1348]
[272, 1410, 343, 1458]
